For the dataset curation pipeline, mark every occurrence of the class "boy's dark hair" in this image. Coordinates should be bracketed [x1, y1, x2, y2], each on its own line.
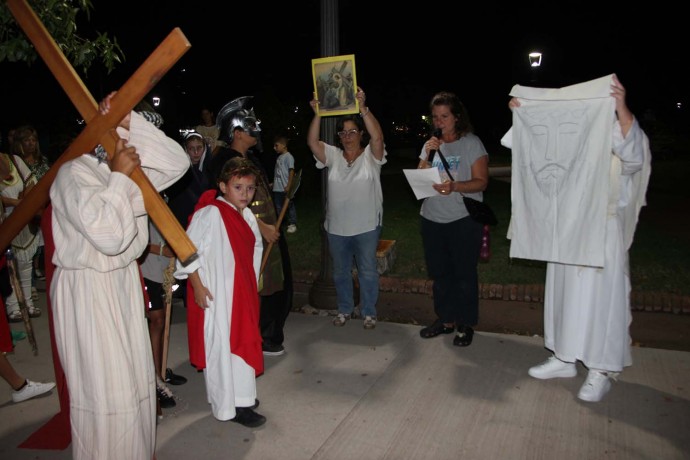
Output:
[218, 156, 259, 185]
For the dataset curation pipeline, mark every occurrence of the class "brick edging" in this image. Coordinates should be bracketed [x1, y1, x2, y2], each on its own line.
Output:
[294, 271, 690, 315]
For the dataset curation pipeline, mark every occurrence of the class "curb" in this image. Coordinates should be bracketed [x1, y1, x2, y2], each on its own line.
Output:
[294, 271, 690, 315]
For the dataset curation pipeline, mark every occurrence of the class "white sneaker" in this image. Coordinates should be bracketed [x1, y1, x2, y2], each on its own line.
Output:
[528, 356, 577, 380]
[12, 379, 56, 403]
[287, 224, 297, 234]
[332, 313, 350, 326]
[363, 316, 376, 329]
[577, 370, 614, 402]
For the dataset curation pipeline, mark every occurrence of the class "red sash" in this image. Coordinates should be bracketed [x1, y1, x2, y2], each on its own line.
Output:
[186, 190, 263, 376]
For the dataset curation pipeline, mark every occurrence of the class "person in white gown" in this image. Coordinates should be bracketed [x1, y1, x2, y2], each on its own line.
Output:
[507, 74, 651, 402]
[49, 92, 188, 459]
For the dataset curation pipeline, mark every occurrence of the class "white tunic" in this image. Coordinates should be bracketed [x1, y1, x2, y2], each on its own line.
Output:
[544, 119, 650, 372]
[174, 197, 263, 421]
[49, 111, 188, 460]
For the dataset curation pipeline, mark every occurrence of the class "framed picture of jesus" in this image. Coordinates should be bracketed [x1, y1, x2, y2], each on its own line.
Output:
[311, 54, 359, 117]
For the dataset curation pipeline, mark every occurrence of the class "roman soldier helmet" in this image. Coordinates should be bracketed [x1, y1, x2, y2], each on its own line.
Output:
[216, 96, 261, 143]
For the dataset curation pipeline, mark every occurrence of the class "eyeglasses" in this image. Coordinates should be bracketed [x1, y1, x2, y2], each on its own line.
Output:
[337, 129, 360, 138]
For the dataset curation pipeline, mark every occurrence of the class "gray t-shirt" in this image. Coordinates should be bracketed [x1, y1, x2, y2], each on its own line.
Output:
[418, 133, 488, 223]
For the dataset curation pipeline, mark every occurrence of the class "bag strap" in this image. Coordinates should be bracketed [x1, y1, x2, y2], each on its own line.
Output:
[437, 149, 473, 199]
[7, 154, 32, 186]
[435, 148, 455, 182]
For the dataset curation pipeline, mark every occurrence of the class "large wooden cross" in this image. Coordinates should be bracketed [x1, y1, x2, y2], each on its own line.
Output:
[0, 0, 197, 265]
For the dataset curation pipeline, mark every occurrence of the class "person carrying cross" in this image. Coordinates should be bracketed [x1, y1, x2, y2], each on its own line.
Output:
[49, 92, 188, 460]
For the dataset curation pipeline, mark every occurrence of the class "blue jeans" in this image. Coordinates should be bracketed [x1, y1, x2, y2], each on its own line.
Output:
[327, 226, 381, 318]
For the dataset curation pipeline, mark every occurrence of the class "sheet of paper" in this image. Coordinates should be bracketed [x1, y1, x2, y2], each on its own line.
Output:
[403, 167, 443, 200]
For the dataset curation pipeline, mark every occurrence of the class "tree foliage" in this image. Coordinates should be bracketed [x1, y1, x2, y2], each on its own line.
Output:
[0, 0, 124, 74]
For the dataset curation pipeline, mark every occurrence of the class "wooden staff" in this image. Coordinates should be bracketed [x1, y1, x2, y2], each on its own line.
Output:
[5, 249, 37, 356]
[160, 257, 176, 378]
[260, 169, 301, 275]
[1, 0, 197, 265]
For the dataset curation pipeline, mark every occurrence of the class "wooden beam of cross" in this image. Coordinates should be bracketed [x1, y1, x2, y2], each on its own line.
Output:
[0, 0, 197, 265]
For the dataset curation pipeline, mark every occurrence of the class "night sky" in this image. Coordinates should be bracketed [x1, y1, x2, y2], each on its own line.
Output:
[1, 1, 685, 155]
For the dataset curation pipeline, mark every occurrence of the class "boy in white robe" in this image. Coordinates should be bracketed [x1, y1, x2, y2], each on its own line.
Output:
[174, 157, 266, 427]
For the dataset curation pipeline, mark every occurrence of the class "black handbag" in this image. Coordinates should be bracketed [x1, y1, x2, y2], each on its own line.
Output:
[461, 195, 498, 226]
[435, 148, 498, 226]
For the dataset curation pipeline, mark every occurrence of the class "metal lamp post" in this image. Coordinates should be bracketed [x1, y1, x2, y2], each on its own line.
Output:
[308, 0, 340, 309]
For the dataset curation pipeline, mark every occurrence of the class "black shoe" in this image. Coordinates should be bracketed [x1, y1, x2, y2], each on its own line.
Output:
[231, 407, 266, 428]
[157, 384, 176, 409]
[420, 319, 454, 338]
[453, 326, 474, 347]
[251, 399, 260, 409]
[262, 342, 285, 356]
[165, 368, 187, 385]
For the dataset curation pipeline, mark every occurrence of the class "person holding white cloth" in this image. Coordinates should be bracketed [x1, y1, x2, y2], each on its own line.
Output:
[504, 74, 651, 402]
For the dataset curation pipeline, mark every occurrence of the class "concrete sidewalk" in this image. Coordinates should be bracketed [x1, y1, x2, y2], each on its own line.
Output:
[1, 297, 689, 460]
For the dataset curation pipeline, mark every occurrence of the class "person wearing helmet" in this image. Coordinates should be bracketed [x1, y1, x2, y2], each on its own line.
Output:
[208, 96, 293, 358]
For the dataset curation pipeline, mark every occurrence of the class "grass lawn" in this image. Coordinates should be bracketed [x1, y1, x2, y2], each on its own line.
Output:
[284, 154, 690, 296]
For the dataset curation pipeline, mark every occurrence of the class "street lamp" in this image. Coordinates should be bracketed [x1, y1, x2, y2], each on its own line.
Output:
[528, 52, 542, 84]
[528, 52, 542, 67]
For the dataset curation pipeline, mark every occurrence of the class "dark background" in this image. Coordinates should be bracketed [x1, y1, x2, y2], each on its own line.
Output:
[1, 1, 686, 162]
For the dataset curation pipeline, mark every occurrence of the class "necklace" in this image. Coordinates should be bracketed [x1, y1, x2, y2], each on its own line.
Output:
[344, 150, 361, 168]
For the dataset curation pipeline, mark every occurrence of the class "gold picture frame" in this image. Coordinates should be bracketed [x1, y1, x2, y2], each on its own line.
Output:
[311, 54, 359, 117]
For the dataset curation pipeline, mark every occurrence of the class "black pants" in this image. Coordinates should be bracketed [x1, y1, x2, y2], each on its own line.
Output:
[260, 235, 293, 346]
[421, 216, 482, 327]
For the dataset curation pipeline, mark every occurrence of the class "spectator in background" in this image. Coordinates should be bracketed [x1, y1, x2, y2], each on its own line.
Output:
[167, 131, 211, 228]
[1, 149, 41, 321]
[12, 125, 50, 298]
[195, 107, 225, 156]
[139, 217, 188, 410]
[272, 135, 297, 234]
[166, 131, 211, 308]
[0, 187, 55, 404]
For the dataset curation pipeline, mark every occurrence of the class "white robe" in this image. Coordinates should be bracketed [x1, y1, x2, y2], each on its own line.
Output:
[174, 198, 263, 421]
[544, 119, 650, 372]
[49, 111, 188, 460]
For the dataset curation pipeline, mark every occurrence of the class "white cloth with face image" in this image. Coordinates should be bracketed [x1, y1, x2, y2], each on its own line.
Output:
[503, 74, 615, 267]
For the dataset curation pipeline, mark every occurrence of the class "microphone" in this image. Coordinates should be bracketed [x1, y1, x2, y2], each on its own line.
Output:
[428, 128, 442, 163]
